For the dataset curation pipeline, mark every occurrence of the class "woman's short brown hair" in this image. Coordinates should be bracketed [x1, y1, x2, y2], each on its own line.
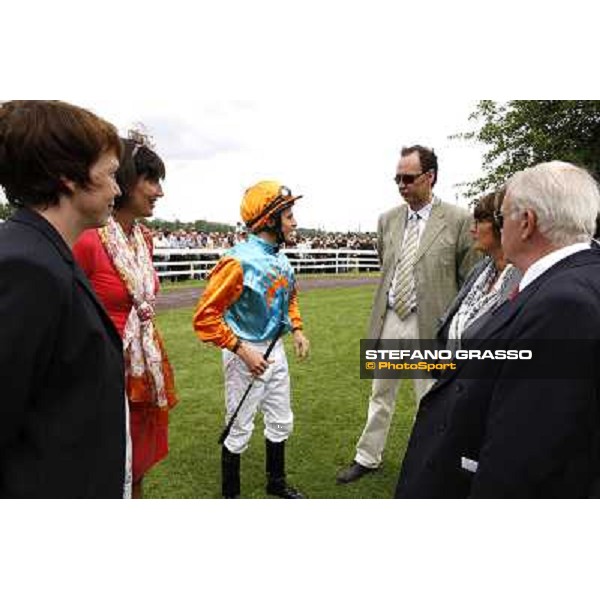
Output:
[473, 186, 506, 239]
[0, 100, 122, 208]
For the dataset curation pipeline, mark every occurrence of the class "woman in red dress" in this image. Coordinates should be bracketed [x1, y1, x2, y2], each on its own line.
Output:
[74, 136, 177, 498]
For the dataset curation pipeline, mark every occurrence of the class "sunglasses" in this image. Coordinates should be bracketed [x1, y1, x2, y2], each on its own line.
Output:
[394, 171, 427, 186]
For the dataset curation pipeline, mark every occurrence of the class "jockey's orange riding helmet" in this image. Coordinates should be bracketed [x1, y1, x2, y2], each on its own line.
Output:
[241, 180, 302, 232]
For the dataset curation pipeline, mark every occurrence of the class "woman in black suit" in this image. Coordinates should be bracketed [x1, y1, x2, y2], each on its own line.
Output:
[0, 100, 128, 498]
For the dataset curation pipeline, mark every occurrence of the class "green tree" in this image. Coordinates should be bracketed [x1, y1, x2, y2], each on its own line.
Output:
[0, 191, 13, 220]
[142, 217, 234, 233]
[456, 100, 600, 197]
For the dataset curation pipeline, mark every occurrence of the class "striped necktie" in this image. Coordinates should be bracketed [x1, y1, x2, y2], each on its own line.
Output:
[392, 213, 420, 319]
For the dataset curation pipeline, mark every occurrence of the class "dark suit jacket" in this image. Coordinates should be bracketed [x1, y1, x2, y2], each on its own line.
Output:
[0, 209, 126, 498]
[396, 249, 600, 498]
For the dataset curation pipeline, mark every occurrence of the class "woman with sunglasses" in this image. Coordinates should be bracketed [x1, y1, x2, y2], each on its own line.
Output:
[73, 135, 177, 499]
[437, 188, 521, 349]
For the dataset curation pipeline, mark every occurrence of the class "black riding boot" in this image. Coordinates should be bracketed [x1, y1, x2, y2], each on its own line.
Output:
[221, 446, 241, 499]
[265, 439, 305, 499]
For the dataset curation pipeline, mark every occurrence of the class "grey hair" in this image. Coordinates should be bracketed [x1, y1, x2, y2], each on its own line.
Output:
[505, 161, 600, 246]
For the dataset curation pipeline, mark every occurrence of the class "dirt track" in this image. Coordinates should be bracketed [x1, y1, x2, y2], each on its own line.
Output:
[157, 276, 377, 311]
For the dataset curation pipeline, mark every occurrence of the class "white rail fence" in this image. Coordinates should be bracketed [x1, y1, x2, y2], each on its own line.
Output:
[153, 248, 380, 280]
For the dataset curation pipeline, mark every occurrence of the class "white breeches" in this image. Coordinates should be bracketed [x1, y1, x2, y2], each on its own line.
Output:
[222, 339, 293, 454]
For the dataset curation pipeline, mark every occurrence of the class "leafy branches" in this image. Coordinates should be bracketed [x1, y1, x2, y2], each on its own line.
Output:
[455, 100, 600, 197]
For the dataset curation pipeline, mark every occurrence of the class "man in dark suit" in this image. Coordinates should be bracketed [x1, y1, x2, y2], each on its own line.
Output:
[0, 100, 127, 498]
[396, 160, 600, 498]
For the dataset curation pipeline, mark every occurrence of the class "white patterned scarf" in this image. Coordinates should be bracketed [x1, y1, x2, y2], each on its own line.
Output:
[448, 262, 519, 347]
[98, 217, 169, 408]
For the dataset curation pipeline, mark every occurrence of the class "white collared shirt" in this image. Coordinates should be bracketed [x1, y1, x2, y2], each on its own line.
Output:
[407, 199, 434, 242]
[387, 198, 435, 308]
[519, 242, 591, 291]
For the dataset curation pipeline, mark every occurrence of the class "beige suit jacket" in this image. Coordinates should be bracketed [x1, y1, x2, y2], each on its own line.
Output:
[367, 198, 479, 342]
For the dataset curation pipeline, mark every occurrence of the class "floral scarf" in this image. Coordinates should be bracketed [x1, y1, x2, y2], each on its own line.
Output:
[99, 217, 176, 410]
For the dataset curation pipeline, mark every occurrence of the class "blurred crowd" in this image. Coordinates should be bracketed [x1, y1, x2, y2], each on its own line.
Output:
[151, 227, 377, 251]
[294, 233, 377, 251]
[152, 229, 241, 249]
[150, 227, 379, 281]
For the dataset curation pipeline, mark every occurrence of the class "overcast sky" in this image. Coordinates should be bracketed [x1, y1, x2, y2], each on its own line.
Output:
[66, 96, 484, 233]
[2, 2, 537, 234]
[0, 93, 484, 231]
[5, 2, 596, 234]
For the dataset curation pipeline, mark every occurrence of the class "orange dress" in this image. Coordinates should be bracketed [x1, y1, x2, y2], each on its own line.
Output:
[73, 229, 175, 481]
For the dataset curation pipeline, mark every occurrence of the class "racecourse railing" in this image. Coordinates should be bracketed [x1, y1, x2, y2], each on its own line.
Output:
[153, 248, 380, 280]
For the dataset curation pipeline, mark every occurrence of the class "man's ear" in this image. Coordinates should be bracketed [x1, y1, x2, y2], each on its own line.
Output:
[522, 209, 537, 240]
[59, 176, 77, 195]
[425, 170, 435, 187]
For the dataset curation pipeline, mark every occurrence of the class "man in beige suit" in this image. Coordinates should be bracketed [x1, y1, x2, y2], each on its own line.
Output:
[337, 145, 478, 484]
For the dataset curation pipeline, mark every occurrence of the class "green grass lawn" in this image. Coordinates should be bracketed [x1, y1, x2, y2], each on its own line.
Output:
[146, 283, 416, 498]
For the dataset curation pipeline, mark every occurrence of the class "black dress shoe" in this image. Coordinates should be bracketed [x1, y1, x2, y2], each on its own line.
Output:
[336, 461, 377, 484]
[266, 478, 306, 499]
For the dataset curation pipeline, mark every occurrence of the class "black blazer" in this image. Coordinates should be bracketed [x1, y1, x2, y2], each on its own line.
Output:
[0, 209, 126, 498]
[396, 249, 600, 498]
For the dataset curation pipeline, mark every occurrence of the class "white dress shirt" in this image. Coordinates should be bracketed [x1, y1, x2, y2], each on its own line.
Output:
[519, 242, 590, 291]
